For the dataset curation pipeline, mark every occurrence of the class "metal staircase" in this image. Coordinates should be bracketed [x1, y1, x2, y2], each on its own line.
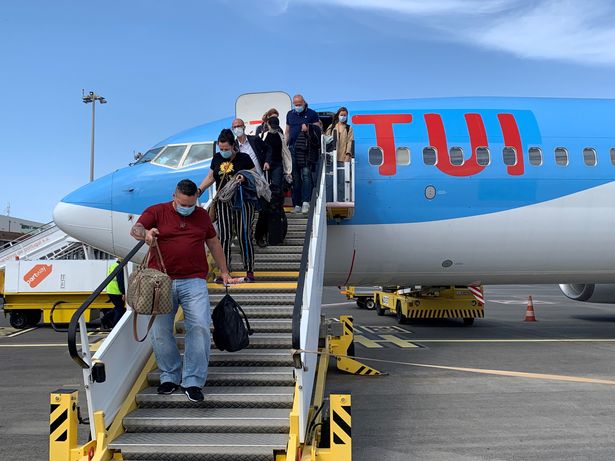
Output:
[109, 214, 308, 460]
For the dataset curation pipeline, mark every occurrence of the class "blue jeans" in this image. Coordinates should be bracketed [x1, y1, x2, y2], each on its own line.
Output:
[291, 164, 313, 206]
[150, 278, 211, 388]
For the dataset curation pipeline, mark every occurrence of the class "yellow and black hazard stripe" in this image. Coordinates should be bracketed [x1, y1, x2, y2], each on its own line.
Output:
[409, 308, 484, 319]
[353, 364, 382, 376]
[50, 403, 69, 441]
[49, 389, 78, 459]
[331, 397, 352, 446]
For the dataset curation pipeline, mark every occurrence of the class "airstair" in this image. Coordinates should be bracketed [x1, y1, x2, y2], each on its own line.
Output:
[0, 223, 101, 268]
[56, 93, 355, 461]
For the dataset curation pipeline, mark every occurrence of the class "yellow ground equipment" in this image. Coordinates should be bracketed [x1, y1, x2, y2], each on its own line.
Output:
[374, 286, 484, 325]
[341, 286, 379, 310]
[1, 259, 113, 329]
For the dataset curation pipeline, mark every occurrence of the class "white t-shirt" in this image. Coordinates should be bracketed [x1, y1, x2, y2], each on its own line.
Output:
[238, 137, 263, 176]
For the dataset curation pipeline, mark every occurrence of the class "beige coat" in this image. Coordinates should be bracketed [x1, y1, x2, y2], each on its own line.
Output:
[326, 122, 354, 162]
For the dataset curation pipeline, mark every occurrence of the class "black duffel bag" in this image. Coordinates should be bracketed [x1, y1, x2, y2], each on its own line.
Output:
[212, 288, 253, 352]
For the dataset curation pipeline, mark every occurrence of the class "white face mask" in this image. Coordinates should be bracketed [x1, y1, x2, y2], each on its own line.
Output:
[233, 127, 244, 137]
[339, 115, 347, 123]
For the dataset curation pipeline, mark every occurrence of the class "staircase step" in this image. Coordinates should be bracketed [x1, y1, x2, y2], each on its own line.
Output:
[278, 238, 305, 246]
[123, 408, 290, 433]
[230, 305, 293, 318]
[136, 385, 294, 408]
[176, 319, 292, 334]
[110, 432, 287, 460]
[233, 245, 303, 254]
[227, 253, 302, 262]
[177, 333, 293, 350]
[229, 271, 298, 282]
[208, 282, 297, 294]
[148, 367, 295, 387]
[209, 350, 294, 367]
[209, 293, 296, 306]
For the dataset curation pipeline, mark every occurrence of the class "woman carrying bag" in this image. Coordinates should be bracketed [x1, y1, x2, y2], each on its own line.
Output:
[198, 129, 257, 282]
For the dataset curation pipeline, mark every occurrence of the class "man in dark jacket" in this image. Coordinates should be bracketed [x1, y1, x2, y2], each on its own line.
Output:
[232, 118, 272, 176]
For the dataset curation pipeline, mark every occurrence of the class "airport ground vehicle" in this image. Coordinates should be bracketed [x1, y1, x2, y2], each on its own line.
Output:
[1, 259, 114, 328]
[342, 286, 380, 309]
[373, 286, 484, 325]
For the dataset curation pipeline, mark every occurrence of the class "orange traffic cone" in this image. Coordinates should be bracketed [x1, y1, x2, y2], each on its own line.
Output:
[524, 296, 537, 322]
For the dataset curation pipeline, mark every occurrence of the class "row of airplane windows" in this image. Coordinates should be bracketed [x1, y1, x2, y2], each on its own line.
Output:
[368, 146, 614, 168]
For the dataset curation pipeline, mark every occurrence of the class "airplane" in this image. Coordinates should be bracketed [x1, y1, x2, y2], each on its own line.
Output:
[53, 93, 615, 305]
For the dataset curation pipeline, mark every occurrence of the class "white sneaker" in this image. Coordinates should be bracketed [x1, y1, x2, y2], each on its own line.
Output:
[301, 202, 310, 214]
[293, 205, 302, 213]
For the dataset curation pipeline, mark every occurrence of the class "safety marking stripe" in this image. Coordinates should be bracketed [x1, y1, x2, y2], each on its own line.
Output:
[410, 362, 615, 385]
[408, 309, 483, 318]
[379, 335, 419, 348]
[354, 335, 383, 348]
[50, 408, 67, 435]
[50, 403, 60, 414]
[413, 339, 615, 343]
[5, 327, 37, 338]
[332, 409, 351, 444]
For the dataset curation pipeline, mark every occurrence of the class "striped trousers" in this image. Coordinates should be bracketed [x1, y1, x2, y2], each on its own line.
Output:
[216, 199, 256, 273]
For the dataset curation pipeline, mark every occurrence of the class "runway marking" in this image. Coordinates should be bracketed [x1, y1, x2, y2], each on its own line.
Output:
[0, 343, 66, 347]
[379, 335, 420, 348]
[0, 327, 37, 338]
[355, 335, 420, 348]
[413, 339, 615, 343]
[322, 301, 356, 307]
[358, 325, 412, 334]
[490, 299, 555, 305]
[354, 335, 384, 348]
[409, 362, 615, 385]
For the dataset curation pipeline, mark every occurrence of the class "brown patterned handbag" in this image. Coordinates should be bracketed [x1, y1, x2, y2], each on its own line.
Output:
[127, 240, 173, 342]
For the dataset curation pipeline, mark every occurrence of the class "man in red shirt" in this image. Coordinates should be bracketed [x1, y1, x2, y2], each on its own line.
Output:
[130, 179, 230, 402]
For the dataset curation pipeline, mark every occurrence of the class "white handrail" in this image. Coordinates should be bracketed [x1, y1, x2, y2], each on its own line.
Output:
[296, 159, 328, 442]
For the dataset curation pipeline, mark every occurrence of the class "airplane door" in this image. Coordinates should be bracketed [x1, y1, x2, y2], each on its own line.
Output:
[236, 92, 292, 135]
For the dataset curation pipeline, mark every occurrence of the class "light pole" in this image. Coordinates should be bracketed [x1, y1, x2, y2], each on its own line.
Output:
[82, 90, 107, 182]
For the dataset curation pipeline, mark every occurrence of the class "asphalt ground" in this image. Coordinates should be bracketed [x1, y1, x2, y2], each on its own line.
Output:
[2, 285, 615, 460]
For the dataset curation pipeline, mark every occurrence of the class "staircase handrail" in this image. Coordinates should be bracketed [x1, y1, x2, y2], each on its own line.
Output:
[0, 221, 56, 252]
[291, 155, 325, 350]
[68, 240, 145, 369]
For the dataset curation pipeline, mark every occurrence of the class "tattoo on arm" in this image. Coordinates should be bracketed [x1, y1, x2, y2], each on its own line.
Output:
[130, 223, 146, 240]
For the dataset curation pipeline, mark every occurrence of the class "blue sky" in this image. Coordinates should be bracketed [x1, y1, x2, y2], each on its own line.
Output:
[3, 0, 615, 223]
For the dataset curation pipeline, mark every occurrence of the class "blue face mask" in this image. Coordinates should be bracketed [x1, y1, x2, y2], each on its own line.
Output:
[176, 204, 195, 216]
[294, 105, 304, 113]
[220, 149, 233, 159]
[339, 115, 347, 123]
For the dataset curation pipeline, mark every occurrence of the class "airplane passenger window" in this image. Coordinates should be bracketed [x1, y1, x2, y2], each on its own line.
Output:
[449, 147, 464, 166]
[396, 147, 410, 165]
[611, 148, 615, 166]
[555, 147, 569, 166]
[182, 143, 214, 167]
[152, 145, 188, 168]
[502, 147, 517, 166]
[528, 147, 542, 166]
[476, 147, 490, 166]
[368, 147, 384, 166]
[583, 148, 597, 167]
[423, 147, 437, 166]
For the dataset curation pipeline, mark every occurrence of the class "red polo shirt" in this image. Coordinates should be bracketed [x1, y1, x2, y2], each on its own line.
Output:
[137, 202, 217, 279]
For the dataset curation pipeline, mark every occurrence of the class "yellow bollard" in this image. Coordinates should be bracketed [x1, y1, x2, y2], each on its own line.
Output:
[49, 389, 79, 461]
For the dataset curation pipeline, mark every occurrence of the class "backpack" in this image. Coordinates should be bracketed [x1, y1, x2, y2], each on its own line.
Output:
[212, 289, 253, 352]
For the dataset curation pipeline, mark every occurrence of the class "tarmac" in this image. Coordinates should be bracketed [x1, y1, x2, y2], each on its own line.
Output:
[3, 284, 615, 460]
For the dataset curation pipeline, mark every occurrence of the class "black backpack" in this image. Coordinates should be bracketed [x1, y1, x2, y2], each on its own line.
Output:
[212, 290, 253, 352]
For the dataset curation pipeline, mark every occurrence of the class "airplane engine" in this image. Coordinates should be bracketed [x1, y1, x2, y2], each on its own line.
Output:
[558, 284, 615, 303]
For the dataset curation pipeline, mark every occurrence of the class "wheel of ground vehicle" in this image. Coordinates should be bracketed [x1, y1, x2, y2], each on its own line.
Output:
[26, 310, 41, 326]
[356, 299, 366, 309]
[463, 317, 475, 326]
[396, 301, 408, 324]
[9, 310, 30, 329]
[364, 298, 376, 310]
[375, 296, 385, 316]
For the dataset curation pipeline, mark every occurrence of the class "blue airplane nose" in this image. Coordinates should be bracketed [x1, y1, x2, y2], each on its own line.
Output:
[53, 172, 114, 252]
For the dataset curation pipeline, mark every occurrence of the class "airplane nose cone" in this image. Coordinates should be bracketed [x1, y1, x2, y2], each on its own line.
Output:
[53, 173, 114, 252]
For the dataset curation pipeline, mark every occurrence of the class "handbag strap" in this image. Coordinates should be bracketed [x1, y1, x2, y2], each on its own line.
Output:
[133, 312, 156, 343]
[226, 286, 253, 335]
[152, 240, 167, 274]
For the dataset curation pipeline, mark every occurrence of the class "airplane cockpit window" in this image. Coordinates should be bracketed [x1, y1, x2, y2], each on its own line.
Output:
[368, 147, 384, 166]
[182, 143, 214, 167]
[152, 145, 188, 168]
[476, 147, 490, 166]
[449, 147, 464, 166]
[396, 147, 411, 165]
[135, 147, 163, 164]
[423, 147, 437, 166]
[610, 148, 615, 165]
[529, 147, 542, 166]
[503, 147, 517, 166]
[555, 147, 569, 166]
[583, 148, 597, 167]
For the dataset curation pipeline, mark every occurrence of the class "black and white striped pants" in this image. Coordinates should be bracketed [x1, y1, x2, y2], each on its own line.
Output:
[216, 199, 256, 273]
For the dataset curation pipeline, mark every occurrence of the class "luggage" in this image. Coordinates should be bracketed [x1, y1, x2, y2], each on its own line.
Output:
[212, 289, 253, 352]
[255, 184, 287, 246]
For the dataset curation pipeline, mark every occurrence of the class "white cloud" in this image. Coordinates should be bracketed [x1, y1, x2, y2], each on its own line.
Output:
[289, 0, 615, 66]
